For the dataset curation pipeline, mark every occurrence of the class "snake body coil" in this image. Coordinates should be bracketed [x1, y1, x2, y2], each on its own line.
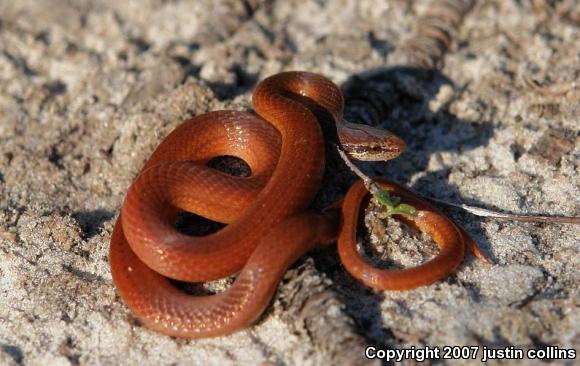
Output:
[110, 71, 483, 338]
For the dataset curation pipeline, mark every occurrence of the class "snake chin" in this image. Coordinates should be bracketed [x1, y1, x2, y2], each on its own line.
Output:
[347, 150, 401, 161]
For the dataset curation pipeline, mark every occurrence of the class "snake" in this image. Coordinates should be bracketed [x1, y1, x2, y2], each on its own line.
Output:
[109, 71, 487, 338]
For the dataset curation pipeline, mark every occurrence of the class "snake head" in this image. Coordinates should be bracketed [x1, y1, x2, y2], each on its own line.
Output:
[337, 120, 406, 161]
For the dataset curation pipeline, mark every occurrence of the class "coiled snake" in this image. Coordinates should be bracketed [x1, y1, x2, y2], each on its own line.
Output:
[109, 71, 486, 338]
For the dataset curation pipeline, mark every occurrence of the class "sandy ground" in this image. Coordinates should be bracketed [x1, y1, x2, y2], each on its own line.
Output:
[0, 0, 578, 365]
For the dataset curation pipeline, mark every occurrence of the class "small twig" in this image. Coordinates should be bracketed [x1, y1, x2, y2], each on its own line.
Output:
[337, 146, 580, 225]
[337, 148, 380, 194]
[426, 197, 580, 224]
[522, 75, 577, 97]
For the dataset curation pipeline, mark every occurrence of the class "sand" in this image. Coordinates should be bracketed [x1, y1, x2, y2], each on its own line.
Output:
[0, 0, 578, 365]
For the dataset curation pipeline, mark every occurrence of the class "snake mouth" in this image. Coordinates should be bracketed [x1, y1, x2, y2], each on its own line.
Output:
[343, 143, 405, 161]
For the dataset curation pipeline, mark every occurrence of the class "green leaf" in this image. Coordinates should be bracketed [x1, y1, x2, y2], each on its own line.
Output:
[373, 189, 418, 217]
[374, 190, 393, 206]
[390, 196, 401, 206]
[391, 203, 417, 216]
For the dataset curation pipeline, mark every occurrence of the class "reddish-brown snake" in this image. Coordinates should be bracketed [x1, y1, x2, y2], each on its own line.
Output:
[109, 71, 487, 338]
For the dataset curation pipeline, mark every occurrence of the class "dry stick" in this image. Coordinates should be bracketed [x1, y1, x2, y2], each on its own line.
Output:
[337, 147, 580, 225]
[426, 198, 580, 224]
[337, 148, 382, 195]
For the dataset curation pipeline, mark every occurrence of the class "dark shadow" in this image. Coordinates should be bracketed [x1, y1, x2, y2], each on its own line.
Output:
[169, 210, 235, 297]
[0, 344, 24, 365]
[63, 264, 105, 282]
[72, 209, 115, 239]
[205, 63, 260, 101]
[173, 59, 260, 100]
[172, 55, 202, 83]
[174, 212, 226, 237]
[43, 80, 67, 96]
[341, 66, 493, 185]
[169, 277, 234, 297]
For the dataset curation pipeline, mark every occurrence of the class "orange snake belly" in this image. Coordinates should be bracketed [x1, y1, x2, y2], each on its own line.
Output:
[109, 71, 484, 338]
